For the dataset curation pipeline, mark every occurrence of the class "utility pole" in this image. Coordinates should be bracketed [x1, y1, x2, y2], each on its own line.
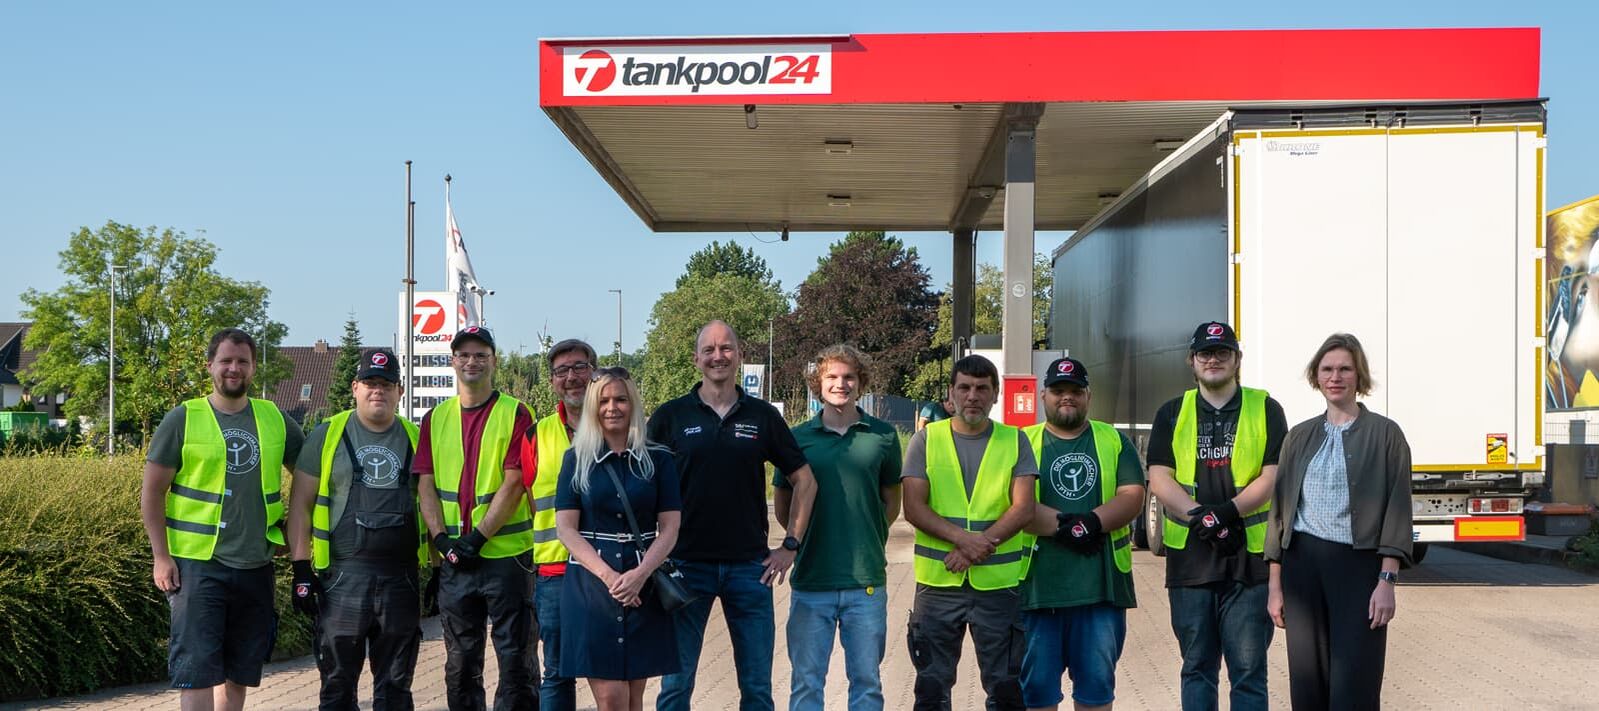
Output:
[767, 318, 774, 401]
[107, 264, 126, 455]
[404, 161, 415, 422]
[608, 289, 623, 364]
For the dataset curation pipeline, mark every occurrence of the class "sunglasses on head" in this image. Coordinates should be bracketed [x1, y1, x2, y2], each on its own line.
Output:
[593, 366, 631, 381]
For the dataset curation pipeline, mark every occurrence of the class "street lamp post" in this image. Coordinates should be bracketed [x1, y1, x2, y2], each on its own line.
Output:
[107, 264, 126, 456]
[608, 289, 622, 364]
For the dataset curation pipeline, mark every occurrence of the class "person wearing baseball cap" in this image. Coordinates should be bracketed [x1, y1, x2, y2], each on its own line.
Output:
[1015, 357, 1146, 710]
[1144, 322, 1288, 711]
[414, 325, 541, 710]
[287, 348, 427, 709]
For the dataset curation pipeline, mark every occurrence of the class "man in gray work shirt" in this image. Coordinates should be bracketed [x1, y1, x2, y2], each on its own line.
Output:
[900, 355, 1038, 711]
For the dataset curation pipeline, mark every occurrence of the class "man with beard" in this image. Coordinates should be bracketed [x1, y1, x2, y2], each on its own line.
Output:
[414, 326, 539, 711]
[1145, 322, 1287, 711]
[287, 348, 423, 710]
[1017, 358, 1145, 711]
[901, 355, 1038, 711]
[650, 320, 818, 711]
[141, 328, 306, 711]
[521, 338, 597, 711]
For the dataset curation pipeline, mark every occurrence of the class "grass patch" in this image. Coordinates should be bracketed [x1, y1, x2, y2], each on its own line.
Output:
[0, 454, 314, 702]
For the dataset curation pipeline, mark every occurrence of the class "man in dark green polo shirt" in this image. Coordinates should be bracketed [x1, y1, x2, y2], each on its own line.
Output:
[774, 344, 902, 711]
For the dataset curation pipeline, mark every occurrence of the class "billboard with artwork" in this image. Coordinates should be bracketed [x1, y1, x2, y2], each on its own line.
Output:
[1545, 195, 1599, 411]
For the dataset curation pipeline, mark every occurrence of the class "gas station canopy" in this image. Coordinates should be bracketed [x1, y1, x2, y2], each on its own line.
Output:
[539, 28, 1540, 378]
[539, 28, 1540, 233]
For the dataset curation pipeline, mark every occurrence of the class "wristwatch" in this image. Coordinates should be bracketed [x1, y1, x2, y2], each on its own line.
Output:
[1377, 571, 1399, 584]
[781, 536, 801, 552]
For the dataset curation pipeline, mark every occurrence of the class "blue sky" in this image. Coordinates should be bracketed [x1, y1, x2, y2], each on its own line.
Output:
[3, 2, 1594, 355]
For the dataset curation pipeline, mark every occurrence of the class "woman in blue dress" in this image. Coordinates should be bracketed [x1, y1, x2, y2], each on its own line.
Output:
[554, 367, 681, 711]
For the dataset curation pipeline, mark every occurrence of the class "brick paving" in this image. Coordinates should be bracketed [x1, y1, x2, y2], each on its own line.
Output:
[11, 522, 1598, 710]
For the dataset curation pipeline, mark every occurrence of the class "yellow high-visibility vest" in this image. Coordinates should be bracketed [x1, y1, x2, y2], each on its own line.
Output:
[1023, 420, 1133, 573]
[310, 410, 424, 570]
[1165, 387, 1270, 552]
[429, 395, 534, 558]
[166, 398, 287, 560]
[530, 412, 572, 565]
[914, 420, 1028, 590]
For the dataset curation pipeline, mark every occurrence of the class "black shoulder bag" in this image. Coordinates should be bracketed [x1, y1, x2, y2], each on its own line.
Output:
[600, 460, 697, 614]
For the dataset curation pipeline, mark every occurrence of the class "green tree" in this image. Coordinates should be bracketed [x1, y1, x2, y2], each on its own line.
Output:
[325, 314, 363, 414]
[19, 222, 292, 440]
[906, 254, 1052, 400]
[639, 273, 788, 411]
[495, 349, 555, 419]
[675, 241, 777, 289]
[774, 231, 937, 401]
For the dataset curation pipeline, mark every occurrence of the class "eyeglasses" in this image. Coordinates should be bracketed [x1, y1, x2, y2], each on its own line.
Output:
[1193, 349, 1235, 363]
[453, 353, 493, 363]
[551, 362, 594, 378]
[593, 366, 631, 381]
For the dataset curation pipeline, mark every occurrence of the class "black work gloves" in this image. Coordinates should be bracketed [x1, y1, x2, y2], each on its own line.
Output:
[291, 559, 322, 616]
[1053, 512, 1105, 554]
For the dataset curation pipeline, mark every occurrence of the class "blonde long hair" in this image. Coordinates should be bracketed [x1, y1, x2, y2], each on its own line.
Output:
[569, 369, 661, 495]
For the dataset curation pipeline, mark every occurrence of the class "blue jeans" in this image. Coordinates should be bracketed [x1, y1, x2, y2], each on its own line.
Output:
[1168, 581, 1273, 711]
[657, 558, 775, 711]
[534, 573, 575, 711]
[1019, 604, 1126, 708]
[787, 587, 888, 711]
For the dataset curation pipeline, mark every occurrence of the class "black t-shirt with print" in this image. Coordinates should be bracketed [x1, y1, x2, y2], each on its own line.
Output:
[647, 383, 808, 562]
[1146, 389, 1287, 587]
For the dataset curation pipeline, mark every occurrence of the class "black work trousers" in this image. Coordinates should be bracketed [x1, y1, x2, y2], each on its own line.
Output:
[1279, 533, 1388, 711]
[906, 583, 1025, 711]
[315, 565, 422, 711]
[439, 553, 538, 711]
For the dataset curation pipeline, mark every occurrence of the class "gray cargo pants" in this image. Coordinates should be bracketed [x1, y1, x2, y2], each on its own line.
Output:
[906, 582, 1025, 711]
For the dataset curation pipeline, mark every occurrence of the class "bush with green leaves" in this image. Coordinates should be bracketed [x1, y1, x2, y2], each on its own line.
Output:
[0, 454, 313, 701]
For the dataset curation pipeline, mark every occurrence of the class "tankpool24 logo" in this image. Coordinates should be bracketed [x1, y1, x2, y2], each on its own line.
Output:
[564, 44, 832, 97]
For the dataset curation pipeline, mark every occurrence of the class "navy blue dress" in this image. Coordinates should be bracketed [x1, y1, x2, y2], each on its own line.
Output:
[555, 446, 682, 680]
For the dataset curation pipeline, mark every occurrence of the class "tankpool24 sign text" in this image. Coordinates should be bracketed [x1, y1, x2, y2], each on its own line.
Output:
[563, 44, 832, 97]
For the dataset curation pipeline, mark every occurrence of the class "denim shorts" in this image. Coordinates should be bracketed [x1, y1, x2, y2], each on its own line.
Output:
[1020, 603, 1127, 707]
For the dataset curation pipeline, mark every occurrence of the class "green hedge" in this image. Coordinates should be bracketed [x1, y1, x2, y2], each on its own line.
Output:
[0, 455, 314, 702]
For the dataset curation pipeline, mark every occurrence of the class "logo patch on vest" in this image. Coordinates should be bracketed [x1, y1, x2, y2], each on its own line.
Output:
[1048, 452, 1098, 502]
[221, 428, 261, 475]
[356, 444, 403, 488]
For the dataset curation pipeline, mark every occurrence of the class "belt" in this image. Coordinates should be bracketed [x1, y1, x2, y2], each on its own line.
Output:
[579, 530, 656, 543]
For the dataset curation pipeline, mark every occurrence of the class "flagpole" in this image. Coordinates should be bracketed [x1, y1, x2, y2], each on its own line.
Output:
[444, 174, 452, 294]
[404, 160, 415, 422]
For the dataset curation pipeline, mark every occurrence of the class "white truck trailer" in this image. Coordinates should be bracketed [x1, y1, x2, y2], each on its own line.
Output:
[1049, 103, 1547, 561]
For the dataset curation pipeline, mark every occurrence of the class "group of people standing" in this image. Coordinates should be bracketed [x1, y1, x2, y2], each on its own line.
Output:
[141, 317, 1411, 711]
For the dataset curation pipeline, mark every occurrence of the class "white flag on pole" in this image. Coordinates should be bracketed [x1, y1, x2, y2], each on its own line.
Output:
[445, 189, 483, 328]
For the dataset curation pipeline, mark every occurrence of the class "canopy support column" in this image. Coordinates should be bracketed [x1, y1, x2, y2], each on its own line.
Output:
[1001, 104, 1044, 377]
[951, 228, 975, 366]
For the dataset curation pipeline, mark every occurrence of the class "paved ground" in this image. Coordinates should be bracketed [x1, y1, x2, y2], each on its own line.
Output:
[13, 522, 1599, 710]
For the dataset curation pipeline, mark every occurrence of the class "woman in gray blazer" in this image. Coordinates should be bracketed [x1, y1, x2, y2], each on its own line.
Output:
[1264, 333, 1413, 711]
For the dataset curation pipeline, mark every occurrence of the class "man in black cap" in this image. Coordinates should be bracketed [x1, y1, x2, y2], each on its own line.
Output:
[414, 326, 539, 710]
[1016, 358, 1146, 711]
[288, 348, 427, 710]
[1145, 322, 1288, 711]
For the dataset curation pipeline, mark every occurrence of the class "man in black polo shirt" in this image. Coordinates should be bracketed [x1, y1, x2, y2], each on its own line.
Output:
[1146, 322, 1288, 711]
[649, 319, 818, 711]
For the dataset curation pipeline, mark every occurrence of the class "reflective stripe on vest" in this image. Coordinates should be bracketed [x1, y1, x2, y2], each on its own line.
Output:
[311, 410, 422, 570]
[166, 398, 287, 560]
[1164, 387, 1270, 552]
[429, 395, 535, 558]
[914, 420, 1026, 590]
[531, 413, 571, 564]
[1023, 420, 1133, 574]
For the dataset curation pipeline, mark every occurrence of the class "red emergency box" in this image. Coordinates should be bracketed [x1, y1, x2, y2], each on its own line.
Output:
[1002, 374, 1038, 428]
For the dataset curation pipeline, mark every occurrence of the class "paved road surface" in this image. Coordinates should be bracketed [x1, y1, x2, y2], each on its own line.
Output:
[13, 522, 1598, 710]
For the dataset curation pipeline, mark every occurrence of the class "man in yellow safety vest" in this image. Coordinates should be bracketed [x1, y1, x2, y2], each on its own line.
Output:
[521, 338, 597, 711]
[287, 348, 424, 710]
[1018, 357, 1146, 711]
[141, 328, 305, 711]
[1145, 322, 1287, 711]
[414, 326, 538, 711]
[901, 355, 1038, 711]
